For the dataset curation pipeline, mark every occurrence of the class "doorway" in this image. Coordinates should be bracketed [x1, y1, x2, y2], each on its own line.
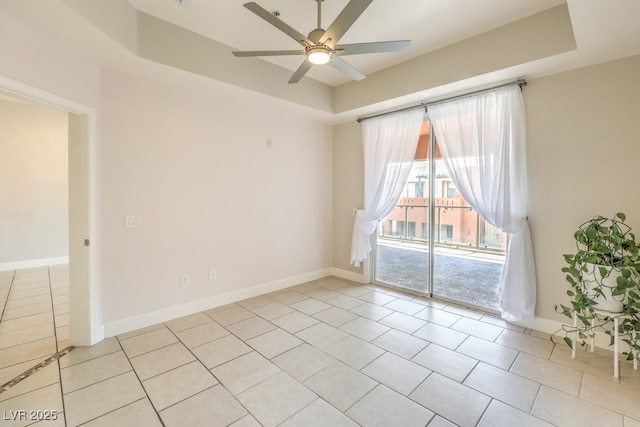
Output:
[373, 119, 505, 311]
[0, 75, 98, 346]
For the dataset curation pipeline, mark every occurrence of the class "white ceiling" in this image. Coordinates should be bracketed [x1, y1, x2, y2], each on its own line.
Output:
[126, 0, 568, 86]
[1, 0, 639, 121]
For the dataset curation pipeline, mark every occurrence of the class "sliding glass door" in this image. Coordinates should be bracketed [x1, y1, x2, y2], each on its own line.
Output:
[373, 119, 505, 311]
[374, 121, 430, 293]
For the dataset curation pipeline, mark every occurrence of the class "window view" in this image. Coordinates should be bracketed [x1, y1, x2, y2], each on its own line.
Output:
[374, 121, 505, 311]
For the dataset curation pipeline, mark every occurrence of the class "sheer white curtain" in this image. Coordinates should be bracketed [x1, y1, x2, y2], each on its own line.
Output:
[350, 109, 424, 267]
[427, 85, 536, 320]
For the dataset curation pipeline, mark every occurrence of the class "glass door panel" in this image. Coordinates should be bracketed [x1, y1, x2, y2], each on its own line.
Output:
[375, 200, 429, 292]
[374, 120, 506, 312]
[374, 122, 430, 293]
[430, 141, 505, 310]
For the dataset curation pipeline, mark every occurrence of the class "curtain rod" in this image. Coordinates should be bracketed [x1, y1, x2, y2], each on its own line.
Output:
[356, 79, 527, 123]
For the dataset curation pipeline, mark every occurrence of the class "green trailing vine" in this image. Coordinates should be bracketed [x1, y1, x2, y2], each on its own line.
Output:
[553, 213, 640, 361]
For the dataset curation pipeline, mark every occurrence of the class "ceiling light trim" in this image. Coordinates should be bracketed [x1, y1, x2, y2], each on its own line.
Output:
[307, 46, 332, 65]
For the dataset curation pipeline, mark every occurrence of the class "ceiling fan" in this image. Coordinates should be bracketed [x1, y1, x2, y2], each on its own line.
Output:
[232, 0, 411, 84]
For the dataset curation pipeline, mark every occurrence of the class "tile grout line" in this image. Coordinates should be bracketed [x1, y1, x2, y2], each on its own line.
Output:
[56, 357, 69, 427]
[160, 308, 327, 422]
[527, 381, 545, 418]
[76, 397, 152, 427]
[0, 269, 17, 323]
[47, 266, 60, 354]
[49, 266, 69, 427]
[166, 318, 277, 418]
[316, 288, 480, 420]
[4, 268, 636, 425]
[0, 346, 75, 394]
[113, 335, 167, 427]
[149, 319, 246, 418]
[242, 288, 404, 424]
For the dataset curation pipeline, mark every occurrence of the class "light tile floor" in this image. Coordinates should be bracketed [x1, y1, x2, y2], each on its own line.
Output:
[1, 266, 639, 426]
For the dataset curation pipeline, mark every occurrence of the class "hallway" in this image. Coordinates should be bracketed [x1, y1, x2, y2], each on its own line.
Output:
[0, 266, 69, 423]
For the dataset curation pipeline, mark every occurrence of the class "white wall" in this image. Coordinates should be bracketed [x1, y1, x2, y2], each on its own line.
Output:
[98, 68, 333, 324]
[0, 99, 68, 265]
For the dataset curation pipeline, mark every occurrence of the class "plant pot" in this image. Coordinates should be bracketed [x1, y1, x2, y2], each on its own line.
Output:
[585, 264, 625, 313]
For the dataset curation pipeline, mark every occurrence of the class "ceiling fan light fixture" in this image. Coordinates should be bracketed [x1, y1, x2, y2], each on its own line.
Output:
[307, 47, 331, 65]
[235, 1, 410, 83]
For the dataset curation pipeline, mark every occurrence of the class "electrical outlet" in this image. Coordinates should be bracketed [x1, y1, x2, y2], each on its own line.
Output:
[180, 274, 190, 287]
[208, 269, 217, 280]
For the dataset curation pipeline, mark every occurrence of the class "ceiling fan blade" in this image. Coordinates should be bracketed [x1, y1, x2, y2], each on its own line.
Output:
[329, 56, 366, 81]
[320, 0, 373, 47]
[233, 50, 305, 57]
[289, 60, 313, 84]
[336, 40, 411, 55]
[244, 2, 312, 46]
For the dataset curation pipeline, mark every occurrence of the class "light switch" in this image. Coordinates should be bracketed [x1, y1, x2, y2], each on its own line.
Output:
[125, 215, 141, 228]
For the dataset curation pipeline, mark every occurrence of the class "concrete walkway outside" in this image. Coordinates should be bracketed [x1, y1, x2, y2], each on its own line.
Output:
[374, 242, 504, 310]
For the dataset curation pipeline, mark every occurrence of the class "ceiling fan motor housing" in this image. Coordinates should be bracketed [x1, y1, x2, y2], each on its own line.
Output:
[308, 29, 327, 44]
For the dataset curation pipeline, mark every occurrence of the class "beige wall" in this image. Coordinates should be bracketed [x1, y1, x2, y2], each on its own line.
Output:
[332, 53, 640, 324]
[137, 12, 333, 114]
[0, 9, 333, 328]
[3, 5, 640, 331]
[332, 121, 364, 274]
[526, 54, 640, 321]
[0, 99, 69, 264]
[98, 68, 333, 323]
[333, 4, 575, 113]
[0, 12, 100, 109]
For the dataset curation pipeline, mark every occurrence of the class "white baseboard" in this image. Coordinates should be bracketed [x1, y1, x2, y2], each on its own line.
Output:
[512, 315, 564, 336]
[330, 267, 365, 284]
[0, 256, 69, 272]
[449, 309, 619, 353]
[511, 315, 623, 352]
[103, 268, 332, 338]
[94, 265, 625, 355]
[94, 325, 105, 344]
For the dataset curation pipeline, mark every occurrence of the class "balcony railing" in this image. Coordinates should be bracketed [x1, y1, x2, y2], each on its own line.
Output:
[378, 203, 506, 254]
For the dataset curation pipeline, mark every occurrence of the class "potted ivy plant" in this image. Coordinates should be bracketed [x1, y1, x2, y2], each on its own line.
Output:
[566, 213, 639, 312]
[554, 213, 640, 361]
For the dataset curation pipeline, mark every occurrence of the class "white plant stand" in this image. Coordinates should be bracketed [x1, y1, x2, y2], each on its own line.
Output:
[572, 310, 638, 378]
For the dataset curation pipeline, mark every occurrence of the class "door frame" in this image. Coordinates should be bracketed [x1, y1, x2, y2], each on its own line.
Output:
[0, 75, 99, 346]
